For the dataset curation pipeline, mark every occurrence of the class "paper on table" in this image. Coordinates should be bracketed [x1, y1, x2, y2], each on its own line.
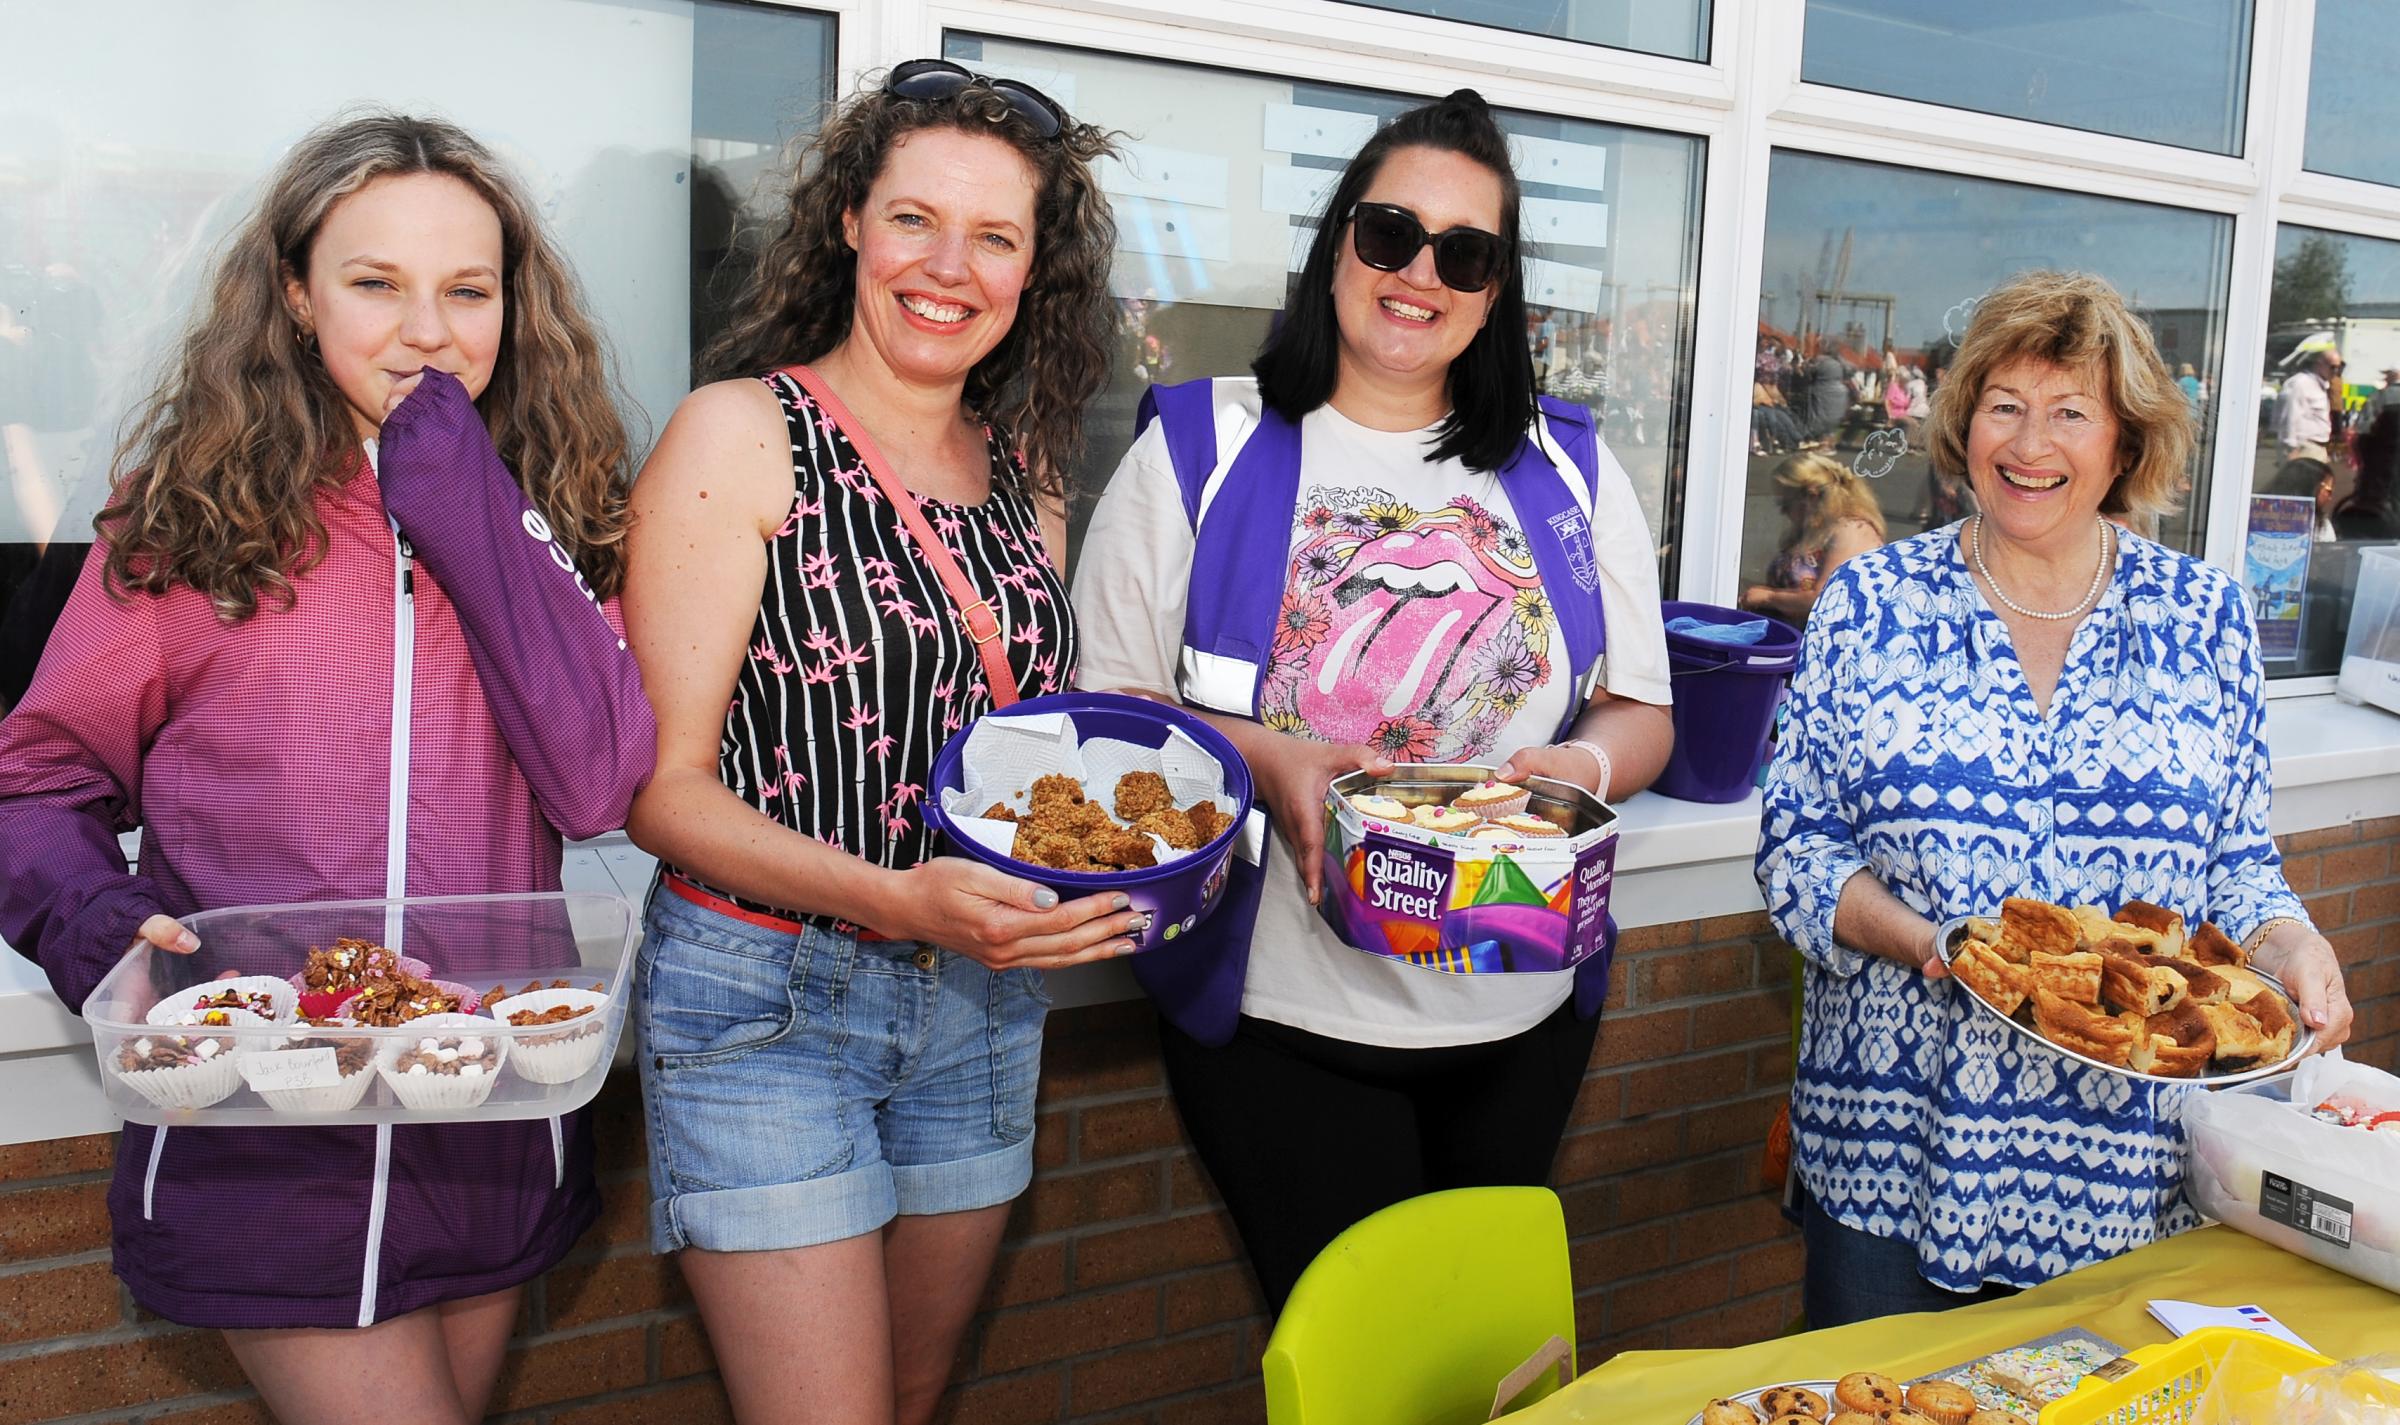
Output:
[939, 714, 1235, 864]
[2146, 1299, 2318, 1353]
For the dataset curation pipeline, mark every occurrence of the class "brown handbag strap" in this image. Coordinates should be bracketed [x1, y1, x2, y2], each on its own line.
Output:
[777, 364, 1020, 708]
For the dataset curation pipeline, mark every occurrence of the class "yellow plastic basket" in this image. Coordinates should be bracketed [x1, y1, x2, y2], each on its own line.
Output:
[2038, 1326, 2334, 1425]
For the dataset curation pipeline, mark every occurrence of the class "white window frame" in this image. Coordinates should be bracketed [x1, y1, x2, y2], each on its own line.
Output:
[816, 0, 2393, 693]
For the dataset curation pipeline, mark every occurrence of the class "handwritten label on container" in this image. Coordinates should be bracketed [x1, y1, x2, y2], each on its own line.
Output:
[237, 1047, 343, 1092]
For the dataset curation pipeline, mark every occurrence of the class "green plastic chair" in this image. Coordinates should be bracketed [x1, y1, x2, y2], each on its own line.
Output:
[1263, 1186, 1576, 1425]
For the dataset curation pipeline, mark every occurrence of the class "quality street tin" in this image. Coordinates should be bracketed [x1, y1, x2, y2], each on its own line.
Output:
[1318, 766, 1618, 975]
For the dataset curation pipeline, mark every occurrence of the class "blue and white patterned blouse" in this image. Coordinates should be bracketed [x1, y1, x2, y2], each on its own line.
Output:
[1756, 523, 2304, 1293]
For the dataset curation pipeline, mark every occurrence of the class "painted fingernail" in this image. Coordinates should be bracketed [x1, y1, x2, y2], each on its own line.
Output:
[1112, 940, 1137, 955]
[1112, 894, 1132, 911]
[1131, 914, 1153, 933]
[1033, 889, 1059, 910]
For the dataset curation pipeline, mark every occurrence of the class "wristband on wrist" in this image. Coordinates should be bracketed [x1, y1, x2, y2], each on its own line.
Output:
[1560, 738, 1612, 801]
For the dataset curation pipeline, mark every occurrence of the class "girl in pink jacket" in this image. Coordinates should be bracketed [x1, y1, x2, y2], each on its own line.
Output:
[0, 113, 654, 1423]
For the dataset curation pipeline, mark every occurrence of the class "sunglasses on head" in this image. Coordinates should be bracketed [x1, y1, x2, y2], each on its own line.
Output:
[885, 58, 1067, 140]
[1346, 201, 1507, 293]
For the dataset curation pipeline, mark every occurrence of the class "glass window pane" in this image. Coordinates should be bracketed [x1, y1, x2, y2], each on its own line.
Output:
[0, 0, 834, 709]
[692, 0, 838, 360]
[2246, 225, 2400, 677]
[1802, 1, 2253, 156]
[943, 34, 1707, 587]
[1335, 0, 1708, 62]
[2302, 0, 2400, 186]
[1741, 151, 2231, 626]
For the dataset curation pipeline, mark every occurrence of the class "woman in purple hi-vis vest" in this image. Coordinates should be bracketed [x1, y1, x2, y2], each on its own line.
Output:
[1073, 90, 1677, 1312]
[0, 115, 657, 1421]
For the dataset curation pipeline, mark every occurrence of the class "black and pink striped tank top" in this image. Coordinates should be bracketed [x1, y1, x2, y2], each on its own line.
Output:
[675, 371, 1077, 926]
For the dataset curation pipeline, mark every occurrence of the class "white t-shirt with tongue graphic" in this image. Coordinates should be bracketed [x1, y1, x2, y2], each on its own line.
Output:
[1073, 396, 1670, 1048]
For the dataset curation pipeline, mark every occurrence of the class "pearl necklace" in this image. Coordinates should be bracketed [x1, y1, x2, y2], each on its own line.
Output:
[1970, 514, 2113, 621]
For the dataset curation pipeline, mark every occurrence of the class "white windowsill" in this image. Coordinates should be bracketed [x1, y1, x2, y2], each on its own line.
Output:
[5, 694, 2399, 1144]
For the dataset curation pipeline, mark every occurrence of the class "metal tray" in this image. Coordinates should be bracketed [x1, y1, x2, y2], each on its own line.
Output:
[1935, 916, 2313, 1087]
[1681, 1379, 1840, 1425]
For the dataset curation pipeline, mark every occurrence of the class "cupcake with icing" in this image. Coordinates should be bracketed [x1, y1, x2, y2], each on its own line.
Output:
[1408, 805, 1482, 836]
[1345, 792, 1411, 820]
[1449, 780, 1528, 820]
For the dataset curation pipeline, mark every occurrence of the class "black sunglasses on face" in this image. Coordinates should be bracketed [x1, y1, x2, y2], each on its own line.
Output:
[886, 58, 1066, 140]
[1346, 201, 1507, 293]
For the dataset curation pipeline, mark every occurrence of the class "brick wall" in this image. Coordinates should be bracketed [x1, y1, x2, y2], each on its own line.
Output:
[6, 820, 2399, 1424]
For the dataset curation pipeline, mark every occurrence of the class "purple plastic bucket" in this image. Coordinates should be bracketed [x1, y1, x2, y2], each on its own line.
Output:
[1652, 601, 1801, 804]
[924, 692, 1255, 953]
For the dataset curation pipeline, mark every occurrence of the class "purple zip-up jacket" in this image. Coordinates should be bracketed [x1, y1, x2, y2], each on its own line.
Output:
[0, 372, 655, 1328]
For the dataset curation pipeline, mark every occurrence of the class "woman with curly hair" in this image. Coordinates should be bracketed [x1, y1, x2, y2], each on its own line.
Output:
[621, 62, 1129, 1421]
[1070, 90, 1675, 1313]
[0, 112, 654, 1420]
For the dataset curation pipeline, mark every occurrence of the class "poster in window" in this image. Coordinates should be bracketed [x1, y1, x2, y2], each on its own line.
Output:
[2245, 495, 2315, 663]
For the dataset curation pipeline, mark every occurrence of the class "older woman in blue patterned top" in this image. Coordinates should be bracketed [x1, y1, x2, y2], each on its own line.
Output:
[1757, 270, 2355, 1328]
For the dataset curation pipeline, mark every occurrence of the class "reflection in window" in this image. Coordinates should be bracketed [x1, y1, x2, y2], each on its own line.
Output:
[0, 1, 834, 709]
[942, 34, 1706, 586]
[2302, 0, 2400, 187]
[1336, 0, 1708, 62]
[1740, 151, 2231, 623]
[2246, 226, 2400, 677]
[691, 1, 836, 363]
[1801, 1, 2253, 156]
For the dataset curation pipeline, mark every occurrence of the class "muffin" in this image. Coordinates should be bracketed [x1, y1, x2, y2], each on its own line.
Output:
[1827, 1415, 1885, 1425]
[1765, 1416, 1821, 1425]
[1966, 1413, 2031, 1425]
[1698, 1402, 1759, 1425]
[1408, 805, 1482, 835]
[1905, 1380, 1977, 1425]
[1346, 793, 1410, 820]
[1833, 1373, 1905, 1416]
[1757, 1385, 1829, 1419]
[1885, 1413, 1940, 1425]
[1450, 780, 1528, 819]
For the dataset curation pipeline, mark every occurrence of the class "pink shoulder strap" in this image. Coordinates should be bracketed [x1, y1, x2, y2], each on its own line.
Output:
[776, 365, 1020, 708]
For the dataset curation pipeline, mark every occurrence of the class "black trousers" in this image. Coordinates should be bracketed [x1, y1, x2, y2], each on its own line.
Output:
[1158, 997, 1600, 1314]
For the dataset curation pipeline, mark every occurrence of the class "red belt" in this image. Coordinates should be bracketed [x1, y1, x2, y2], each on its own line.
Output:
[662, 873, 893, 941]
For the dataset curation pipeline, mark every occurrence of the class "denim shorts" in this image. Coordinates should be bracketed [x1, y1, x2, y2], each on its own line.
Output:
[634, 885, 1051, 1254]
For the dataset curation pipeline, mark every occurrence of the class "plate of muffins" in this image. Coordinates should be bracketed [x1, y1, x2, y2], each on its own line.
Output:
[1689, 1372, 2025, 1425]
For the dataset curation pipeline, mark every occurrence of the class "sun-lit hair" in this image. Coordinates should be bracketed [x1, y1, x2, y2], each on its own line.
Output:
[699, 73, 1120, 501]
[98, 111, 634, 616]
[1773, 451, 1886, 553]
[1926, 270, 2193, 523]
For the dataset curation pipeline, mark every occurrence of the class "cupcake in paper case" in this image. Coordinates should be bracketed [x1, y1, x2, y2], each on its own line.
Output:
[290, 938, 433, 997]
[112, 1031, 242, 1110]
[1450, 780, 1529, 820]
[1346, 793, 1411, 821]
[487, 986, 610, 1085]
[1408, 805, 1482, 836]
[376, 1013, 509, 1111]
[146, 975, 295, 1026]
[245, 1025, 378, 1113]
[1491, 812, 1566, 839]
[343, 972, 480, 1027]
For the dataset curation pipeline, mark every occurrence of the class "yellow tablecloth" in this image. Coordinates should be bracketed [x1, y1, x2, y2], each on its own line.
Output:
[1517, 1226, 2397, 1423]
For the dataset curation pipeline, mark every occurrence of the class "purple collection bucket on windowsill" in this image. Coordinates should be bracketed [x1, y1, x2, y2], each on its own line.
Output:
[1653, 601, 1801, 803]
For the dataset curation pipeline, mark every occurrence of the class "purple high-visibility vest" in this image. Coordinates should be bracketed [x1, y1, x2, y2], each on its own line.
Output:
[1127, 377, 1618, 1045]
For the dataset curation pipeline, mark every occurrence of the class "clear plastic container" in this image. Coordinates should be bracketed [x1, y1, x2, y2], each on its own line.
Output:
[2182, 1068, 2400, 1295]
[2335, 545, 2400, 711]
[81, 892, 638, 1127]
